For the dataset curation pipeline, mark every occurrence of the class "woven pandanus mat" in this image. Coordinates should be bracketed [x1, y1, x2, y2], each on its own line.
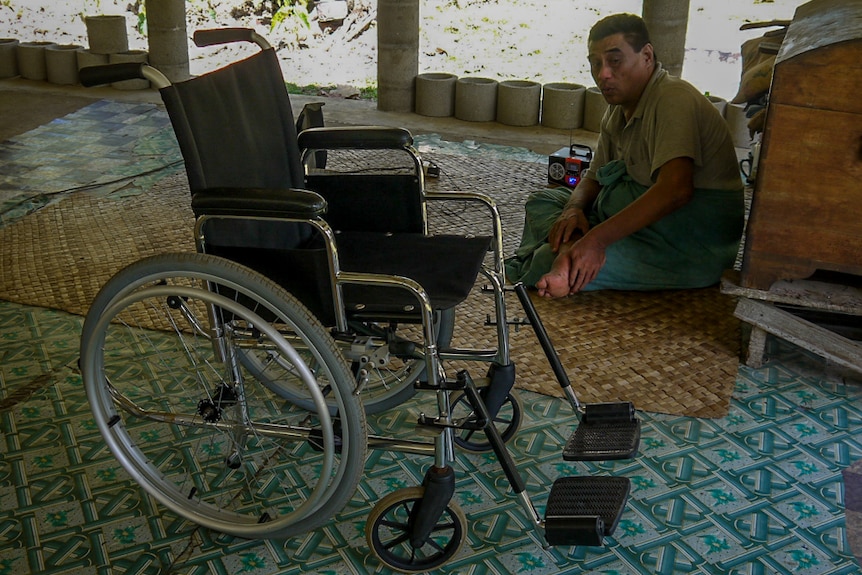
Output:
[449, 284, 740, 418]
[0, 174, 195, 318]
[0, 154, 739, 416]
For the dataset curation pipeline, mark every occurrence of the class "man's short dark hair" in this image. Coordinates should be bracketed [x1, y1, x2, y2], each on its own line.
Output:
[588, 13, 651, 53]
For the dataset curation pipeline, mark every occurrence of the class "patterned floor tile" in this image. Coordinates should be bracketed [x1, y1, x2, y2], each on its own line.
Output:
[0, 298, 860, 575]
[0, 100, 179, 226]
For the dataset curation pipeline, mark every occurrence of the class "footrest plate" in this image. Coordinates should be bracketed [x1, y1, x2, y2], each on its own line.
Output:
[563, 402, 640, 461]
[544, 476, 630, 546]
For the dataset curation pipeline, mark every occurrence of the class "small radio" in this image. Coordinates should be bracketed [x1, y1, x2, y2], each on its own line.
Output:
[548, 144, 593, 188]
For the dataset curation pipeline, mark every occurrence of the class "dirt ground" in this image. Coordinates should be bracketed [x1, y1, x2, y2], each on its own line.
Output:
[1, 0, 805, 99]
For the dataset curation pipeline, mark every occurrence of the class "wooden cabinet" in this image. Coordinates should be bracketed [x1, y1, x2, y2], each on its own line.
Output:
[740, 0, 862, 290]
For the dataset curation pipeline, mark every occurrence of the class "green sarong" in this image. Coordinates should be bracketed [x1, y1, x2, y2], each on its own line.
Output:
[504, 160, 744, 291]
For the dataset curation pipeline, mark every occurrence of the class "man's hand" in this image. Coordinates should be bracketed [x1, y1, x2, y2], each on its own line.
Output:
[548, 205, 588, 252]
[536, 233, 607, 297]
[563, 233, 607, 293]
[545, 156, 695, 294]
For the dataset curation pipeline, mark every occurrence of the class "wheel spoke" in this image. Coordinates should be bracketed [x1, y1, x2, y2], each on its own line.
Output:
[382, 532, 411, 550]
[80, 254, 367, 540]
[452, 387, 522, 453]
[379, 518, 409, 530]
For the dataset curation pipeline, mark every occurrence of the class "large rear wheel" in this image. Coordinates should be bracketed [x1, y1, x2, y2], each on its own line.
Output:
[79, 253, 367, 539]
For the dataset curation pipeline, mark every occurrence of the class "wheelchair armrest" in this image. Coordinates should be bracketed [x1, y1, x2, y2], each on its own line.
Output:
[192, 187, 327, 219]
[426, 189, 498, 211]
[298, 126, 413, 150]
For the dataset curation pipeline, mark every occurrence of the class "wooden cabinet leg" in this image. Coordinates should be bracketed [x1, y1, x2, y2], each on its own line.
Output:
[745, 325, 767, 368]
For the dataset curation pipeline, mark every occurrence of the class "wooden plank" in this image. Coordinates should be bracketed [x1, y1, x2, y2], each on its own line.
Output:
[749, 105, 862, 231]
[771, 42, 862, 114]
[746, 326, 768, 368]
[721, 272, 862, 314]
[734, 298, 862, 373]
[776, 0, 862, 66]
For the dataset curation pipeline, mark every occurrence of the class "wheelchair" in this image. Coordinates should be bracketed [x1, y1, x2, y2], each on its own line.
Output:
[78, 28, 640, 572]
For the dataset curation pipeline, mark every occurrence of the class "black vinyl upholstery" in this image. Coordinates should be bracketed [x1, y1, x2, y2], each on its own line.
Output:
[161, 49, 304, 193]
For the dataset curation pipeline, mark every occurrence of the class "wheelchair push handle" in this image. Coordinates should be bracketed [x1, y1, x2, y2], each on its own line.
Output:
[194, 28, 271, 50]
[79, 63, 171, 89]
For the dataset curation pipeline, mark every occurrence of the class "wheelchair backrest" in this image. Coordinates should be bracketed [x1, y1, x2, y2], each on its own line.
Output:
[158, 46, 430, 326]
[161, 49, 335, 318]
[160, 48, 305, 194]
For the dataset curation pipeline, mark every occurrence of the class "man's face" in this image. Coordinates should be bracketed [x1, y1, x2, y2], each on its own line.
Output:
[588, 33, 654, 110]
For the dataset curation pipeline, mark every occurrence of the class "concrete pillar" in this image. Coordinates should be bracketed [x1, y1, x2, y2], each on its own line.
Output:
[377, 0, 419, 112]
[642, 0, 690, 78]
[146, 0, 189, 82]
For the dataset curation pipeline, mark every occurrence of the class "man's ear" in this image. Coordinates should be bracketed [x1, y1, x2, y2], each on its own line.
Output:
[642, 42, 655, 66]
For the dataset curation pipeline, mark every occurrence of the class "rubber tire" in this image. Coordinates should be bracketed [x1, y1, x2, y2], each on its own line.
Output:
[366, 486, 466, 573]
[79, 253, 367, 539]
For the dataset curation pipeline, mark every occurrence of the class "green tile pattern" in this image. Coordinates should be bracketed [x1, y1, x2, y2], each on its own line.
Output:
[1, 299, 861, 574]
[0, 100, 179, 227]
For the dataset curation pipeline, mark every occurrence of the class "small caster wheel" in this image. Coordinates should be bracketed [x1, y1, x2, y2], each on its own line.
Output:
[450, 387, 522, 452]
[367, 486, 466, 573]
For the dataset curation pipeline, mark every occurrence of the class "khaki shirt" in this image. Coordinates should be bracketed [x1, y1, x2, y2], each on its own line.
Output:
[585, 64, 742, 192]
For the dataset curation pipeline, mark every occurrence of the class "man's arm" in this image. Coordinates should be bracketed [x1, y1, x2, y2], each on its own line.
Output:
[560, 156, 695, 293]
[547, 176, 603, 252]
[586, 156, 694, 249]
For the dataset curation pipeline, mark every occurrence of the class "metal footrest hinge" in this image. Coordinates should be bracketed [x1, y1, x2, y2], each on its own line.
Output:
[563, 402, 640, 461]
[544, 476, 630, 546]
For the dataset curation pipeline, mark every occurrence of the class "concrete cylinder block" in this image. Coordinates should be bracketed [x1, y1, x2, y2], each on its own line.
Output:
[109, 50, 149, 90]
[0, 38, 19, 78]
[46, 44, 83, 85]
[541, 82, 586, 129]
[454, 77, 498, 122]
[85, 15, 129, 55]
[707, 94, 727, 118]
[583, 86, 609, 133]
[496, 80, 541, 127]
[16, 41, 57, 81]
[415, 72, 457, 117]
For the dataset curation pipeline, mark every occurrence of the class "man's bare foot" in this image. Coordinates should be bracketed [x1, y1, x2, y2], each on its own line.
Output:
[536, 269, 571, 298]
[536, 247, 573, 298]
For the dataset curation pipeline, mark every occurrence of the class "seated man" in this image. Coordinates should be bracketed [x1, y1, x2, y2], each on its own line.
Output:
[505, 13, 744, 297]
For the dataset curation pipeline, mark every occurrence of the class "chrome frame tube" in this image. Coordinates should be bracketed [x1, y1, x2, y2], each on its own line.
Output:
[140, 65, 171, 89]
